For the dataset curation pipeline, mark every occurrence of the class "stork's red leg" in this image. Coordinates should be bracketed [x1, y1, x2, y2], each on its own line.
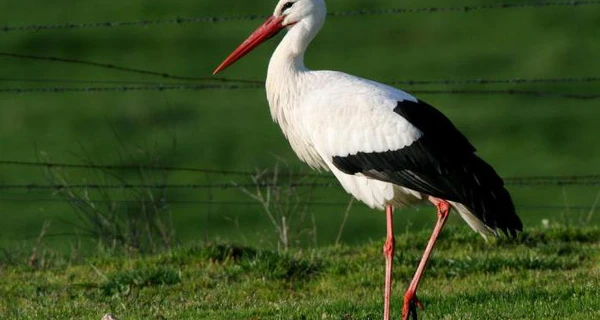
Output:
[383, 204, 395, 320]
[402, 197, 451, 320]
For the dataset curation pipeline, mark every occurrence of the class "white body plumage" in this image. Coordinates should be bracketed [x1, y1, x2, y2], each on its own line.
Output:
[213, 2, 522, 318]
[268, 67, 426, 209]
[265, 4, 421, 209]
[213, 0, 521, 238]
[262, 0, 492, 235]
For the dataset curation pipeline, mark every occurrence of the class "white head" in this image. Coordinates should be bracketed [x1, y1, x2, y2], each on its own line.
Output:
[273, 0, 326, 28]
[213, 0, 327, 74]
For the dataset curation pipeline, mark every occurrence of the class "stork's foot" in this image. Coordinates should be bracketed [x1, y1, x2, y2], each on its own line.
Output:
[402, 291, 424, 320]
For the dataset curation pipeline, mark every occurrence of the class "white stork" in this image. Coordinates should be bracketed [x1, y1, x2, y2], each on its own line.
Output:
[213, 0, 523, 319]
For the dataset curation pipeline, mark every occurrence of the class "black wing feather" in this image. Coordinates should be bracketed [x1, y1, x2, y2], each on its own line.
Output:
[332, 100, 522, 236]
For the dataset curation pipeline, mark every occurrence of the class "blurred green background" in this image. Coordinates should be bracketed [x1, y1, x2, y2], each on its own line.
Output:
[1, 0, 599, 252]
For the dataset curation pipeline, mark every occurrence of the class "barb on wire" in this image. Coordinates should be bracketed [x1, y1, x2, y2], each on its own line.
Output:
[2, 76, 599, 87]
[1, 84, 598, 100]
[0, 51, 263, 85]
[2, 1, 599, 33]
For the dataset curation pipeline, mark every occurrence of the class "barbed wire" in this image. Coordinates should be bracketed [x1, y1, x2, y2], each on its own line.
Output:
[388, 77, 600, 86]
[412, 89, 600, 100]
[0, 77, 198, 86]
[0, 178, 599, 191]
[3, 160, 600, 183]
[329, 1, 600, 16]
[506, 180, 600, 186]
[1, 84, 598, 99]
[0, 197, 348, 207]
[0, 197, 595, 212]
[507, 175, 600, 182]
[0, 51, 263, 84]
[0, 84, 262, 94]
[4, 52, 600, 90]
[0, 183, 338, 191]
[2, 76, 600, 87]
[2, 1, 599, 33]
[0, 160, 326, 178]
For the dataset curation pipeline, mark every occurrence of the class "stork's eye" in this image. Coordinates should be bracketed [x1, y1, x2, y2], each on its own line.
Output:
[282, 2, 295, 12]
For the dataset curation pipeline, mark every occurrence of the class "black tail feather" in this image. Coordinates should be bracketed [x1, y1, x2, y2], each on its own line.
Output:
[447, 155, 523, 237]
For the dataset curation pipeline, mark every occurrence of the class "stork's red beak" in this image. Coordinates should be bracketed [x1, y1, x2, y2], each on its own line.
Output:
[213, 16, 286, 75]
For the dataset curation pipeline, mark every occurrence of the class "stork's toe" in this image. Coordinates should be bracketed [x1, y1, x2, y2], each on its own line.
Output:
[402, 293, 424, 320]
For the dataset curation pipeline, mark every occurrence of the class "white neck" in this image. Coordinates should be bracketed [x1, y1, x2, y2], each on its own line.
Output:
[266, 14, 324, 123]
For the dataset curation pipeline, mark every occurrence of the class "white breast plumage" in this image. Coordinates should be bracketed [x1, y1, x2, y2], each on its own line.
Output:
[268, 68, 426, 209]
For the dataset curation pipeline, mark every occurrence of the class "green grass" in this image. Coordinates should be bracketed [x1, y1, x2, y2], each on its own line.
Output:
[1, 1, 599, 318]
[1, 226, 598, 319]
[1, 8, 600, 320]
[1, 0, 599, 250]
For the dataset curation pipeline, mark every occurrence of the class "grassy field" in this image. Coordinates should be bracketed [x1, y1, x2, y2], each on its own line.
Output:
[2, 1, 600, 319]
[1, 226, 598, 319]
[1, 0, 599, 251]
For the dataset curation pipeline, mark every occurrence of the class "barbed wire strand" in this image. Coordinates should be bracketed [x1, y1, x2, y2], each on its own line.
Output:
[0, 84, 260, 93]
[2, 160, 600, 182]
[2, 1, 600, 33]
[4, 52, 600, 90]
[0, 51, 263, 84]
[0, 77, 199, 86]
[2, 76, 600, 87]
[0, 197, 595, 212]
[507, 174, 600, 181]
[0, 84, 598, 99]
[0, 183, 337, 191]
[0, 160, 327, 178]
[0, 52, 600, 91]
[0, 179, 599, 191]
[0, 197, 344, 207]
[413, 89, 600, 100]
[388, 76, 600, 86]
[329, 1, 600, 16]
